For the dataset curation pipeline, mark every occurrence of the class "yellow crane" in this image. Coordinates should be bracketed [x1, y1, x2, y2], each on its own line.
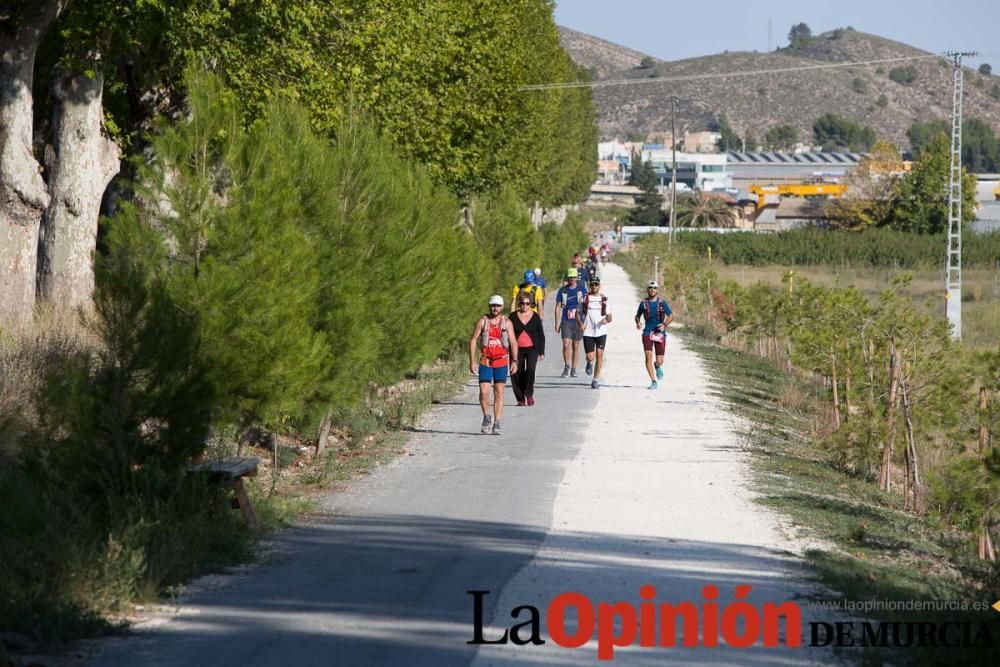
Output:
[749, 183, 849, 210]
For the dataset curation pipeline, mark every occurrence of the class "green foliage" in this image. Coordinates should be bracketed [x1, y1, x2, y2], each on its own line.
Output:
[638, 56, 656, 69]
[892, 134, 977, 234]
[851, 77, 869, 94]
[44, 0, 596, 206]
[118, 72, 330, 429]
[676, 192, 734, 228]
[713, 113, 741, 152]
[672, 228, 1000, 268]
[990, 84, 1000, 102]
[787, 22, 812, 48]
[909, 118, 998, 171]
[764, 124, 798, 150]
[961, 118, 999, 172]
[827, 140, 903, 230]
[889, 66, 918, 85]
[813, 112, 876, 151]
[906, 120, 949, 158]
[470, 188, 542, 297]
[627, 151, 664, 226]
[876, 94, 889, 108]
[979, 63, 992, 76]
[541, 214, 588, 282]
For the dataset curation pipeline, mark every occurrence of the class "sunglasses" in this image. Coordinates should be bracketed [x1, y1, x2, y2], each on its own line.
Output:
[519, 301, 532, 306]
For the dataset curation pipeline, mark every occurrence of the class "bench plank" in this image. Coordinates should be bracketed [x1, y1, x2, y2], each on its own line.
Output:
[190, 456, 260, 481]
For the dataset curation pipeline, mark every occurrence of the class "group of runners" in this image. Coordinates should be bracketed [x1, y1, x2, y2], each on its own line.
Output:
[468, 239, 674, 435]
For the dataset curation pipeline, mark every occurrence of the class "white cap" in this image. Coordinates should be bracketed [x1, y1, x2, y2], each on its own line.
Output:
[534, 267, 542, 275]
[488, 294, 504, 306]
[647, 281, 659, 289]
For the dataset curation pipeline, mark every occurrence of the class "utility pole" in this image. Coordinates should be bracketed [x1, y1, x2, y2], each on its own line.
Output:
[669, 97, 678, 244]
[944, 51, 977, 341]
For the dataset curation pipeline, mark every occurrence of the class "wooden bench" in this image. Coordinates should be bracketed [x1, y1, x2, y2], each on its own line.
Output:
[189, 457, 261, 529]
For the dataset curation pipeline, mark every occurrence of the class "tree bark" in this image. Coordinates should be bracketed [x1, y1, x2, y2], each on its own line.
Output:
[316, 409, 333, 457]
[879, 336, 900, 493]
[979, 386, 989, 457]
[831, 352, 841, 430]
[0, 0, 70, 318]
[897, 355, 921, 513]
[37, 70, 120, 310]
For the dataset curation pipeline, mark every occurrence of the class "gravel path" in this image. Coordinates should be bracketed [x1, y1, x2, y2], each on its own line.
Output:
[84, 263, 835, 667]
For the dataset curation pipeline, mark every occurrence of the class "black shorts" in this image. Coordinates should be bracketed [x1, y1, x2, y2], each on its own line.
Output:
[583, 335, 607, 353]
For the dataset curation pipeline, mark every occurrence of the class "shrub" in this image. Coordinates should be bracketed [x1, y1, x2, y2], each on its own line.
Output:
[889, 66, 918, 85]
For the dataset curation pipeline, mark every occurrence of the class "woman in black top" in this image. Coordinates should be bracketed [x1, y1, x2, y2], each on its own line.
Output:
[511, 296, 546, 406]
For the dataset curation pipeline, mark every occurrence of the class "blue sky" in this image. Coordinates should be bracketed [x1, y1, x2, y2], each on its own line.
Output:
[554, 0, 998, 67]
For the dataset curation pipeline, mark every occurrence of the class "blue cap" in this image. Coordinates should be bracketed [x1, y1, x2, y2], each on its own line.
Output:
[524, 270, 535, 282]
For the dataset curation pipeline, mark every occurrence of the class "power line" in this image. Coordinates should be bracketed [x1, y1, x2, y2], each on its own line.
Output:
[520, 53, 941, 91]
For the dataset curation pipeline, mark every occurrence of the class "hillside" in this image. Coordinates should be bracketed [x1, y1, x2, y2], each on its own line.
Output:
[558, 26, 1000, 148]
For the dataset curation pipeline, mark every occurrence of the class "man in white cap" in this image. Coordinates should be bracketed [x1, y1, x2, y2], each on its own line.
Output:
[470, 295, 519, 434]
[634, 281, 673, 390]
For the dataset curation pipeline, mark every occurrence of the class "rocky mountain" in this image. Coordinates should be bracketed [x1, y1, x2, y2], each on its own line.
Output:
[558, 26, 1000, 149]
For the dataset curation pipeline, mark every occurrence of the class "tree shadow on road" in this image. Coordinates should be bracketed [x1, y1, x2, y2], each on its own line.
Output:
[82, 514, 858, 667]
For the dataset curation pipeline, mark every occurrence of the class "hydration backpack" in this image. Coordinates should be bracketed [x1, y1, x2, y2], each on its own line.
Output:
[642, 297, 667, 323]
[582, 293, 607, 318]
[479, 315, 509, 354]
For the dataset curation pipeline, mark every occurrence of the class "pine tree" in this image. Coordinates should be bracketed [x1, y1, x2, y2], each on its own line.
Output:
[628, 152, 664, 226]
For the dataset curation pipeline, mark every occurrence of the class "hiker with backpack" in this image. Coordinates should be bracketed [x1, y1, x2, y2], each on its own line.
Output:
[511, 269, 544, 317]
[470, 295, 519, 435]
[580, 275, 612, 390]
[554, 268, 587, 378]
[634, 281, 674, 390]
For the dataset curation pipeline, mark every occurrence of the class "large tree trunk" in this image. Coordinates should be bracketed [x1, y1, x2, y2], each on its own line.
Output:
[37, 71, 120, 310]
[0, 0, 69, 319]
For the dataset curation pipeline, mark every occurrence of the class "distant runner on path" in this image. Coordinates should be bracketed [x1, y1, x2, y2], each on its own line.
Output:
[634, 281, 674, 390]
[580, 275, 611, 390]
[469, 295, 518, 435]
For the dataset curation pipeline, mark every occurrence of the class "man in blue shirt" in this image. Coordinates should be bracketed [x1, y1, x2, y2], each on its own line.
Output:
[554, 268, 587, 378]
[634, 281, 674, 389]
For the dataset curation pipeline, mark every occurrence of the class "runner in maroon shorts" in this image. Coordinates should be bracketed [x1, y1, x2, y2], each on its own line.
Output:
[634, 281, 674, 390]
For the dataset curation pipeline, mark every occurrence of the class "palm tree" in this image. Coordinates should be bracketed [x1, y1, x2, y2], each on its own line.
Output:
[675, 191, 735, 228]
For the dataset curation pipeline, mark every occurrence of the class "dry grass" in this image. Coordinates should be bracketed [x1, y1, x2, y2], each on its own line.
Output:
[776, 380, 807, 410]
[0, 311, 97, 460]
[711, 263, 1000, 350]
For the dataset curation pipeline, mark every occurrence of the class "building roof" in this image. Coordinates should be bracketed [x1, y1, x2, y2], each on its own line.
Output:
[727, 151, 864, 165]
[774, 198, 829, 219]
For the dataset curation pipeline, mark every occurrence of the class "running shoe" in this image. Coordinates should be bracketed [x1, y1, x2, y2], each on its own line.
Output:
[585, 360, 593, 375]
[655, 366, 664, 380]
[516, 400, 526, 407]
[591, 379, 600, 389]
[481, 415, 492, 434]
[648, 380, 658, 390]
[527, 397, 535, 406]
[491, 421, 502, 436]
[570, 368, 578, 378]
[561, 366, 570, 378]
